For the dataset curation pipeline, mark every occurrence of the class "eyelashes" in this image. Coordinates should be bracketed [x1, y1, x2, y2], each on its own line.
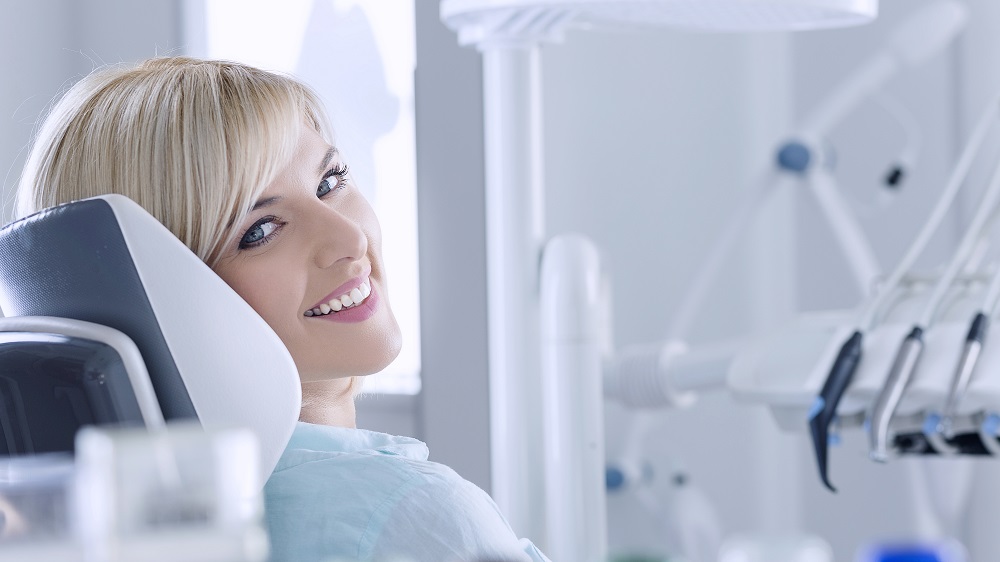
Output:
[237, 163, 351, 251]
[317, 163, 350, 197]
[239, 215, 283, 249]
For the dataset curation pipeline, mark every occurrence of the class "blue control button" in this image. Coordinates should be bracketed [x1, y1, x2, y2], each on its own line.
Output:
[606, 466, 625, 491]
[777, 141, 812, 173]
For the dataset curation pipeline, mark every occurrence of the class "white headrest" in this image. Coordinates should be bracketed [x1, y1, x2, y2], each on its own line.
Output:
[0, 195, 301, 487]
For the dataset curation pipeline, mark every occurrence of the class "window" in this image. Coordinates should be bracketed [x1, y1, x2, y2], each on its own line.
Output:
[184, 0, 421, 394]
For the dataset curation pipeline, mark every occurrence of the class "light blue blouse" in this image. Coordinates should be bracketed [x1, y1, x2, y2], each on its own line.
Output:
[264, 422, 551, 562]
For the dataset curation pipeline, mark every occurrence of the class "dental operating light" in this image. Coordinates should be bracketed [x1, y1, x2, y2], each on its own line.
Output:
[443, 0, 879, 44]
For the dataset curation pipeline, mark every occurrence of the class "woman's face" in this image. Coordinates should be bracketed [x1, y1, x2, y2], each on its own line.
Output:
[213, 125, 402, 382]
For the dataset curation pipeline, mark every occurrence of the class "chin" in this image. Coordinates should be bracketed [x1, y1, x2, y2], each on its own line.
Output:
[296, 324, 402, 382]
[366, 323, 403, 374]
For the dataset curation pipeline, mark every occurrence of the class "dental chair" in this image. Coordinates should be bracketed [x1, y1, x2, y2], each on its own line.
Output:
[0, 195, 301, 488]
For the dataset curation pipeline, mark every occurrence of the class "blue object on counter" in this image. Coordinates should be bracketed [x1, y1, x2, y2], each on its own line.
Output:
[858, 542, 967, 562]
[873, 547, 940, 562]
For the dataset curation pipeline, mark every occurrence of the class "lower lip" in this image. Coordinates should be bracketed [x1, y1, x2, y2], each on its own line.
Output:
[312, 285, 380, 323]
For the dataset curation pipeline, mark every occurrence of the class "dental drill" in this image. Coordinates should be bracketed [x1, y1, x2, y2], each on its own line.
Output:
[932, 266, 1000, 444]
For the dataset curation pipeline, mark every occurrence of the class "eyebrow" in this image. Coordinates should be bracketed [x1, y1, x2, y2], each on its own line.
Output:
[251, 196, 282, 211]
[244, 147, 337, 214]
[318, 147, 338, 176]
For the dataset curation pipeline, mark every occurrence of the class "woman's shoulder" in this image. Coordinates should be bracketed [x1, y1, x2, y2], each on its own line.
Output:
[263, 423, 512, 561]
[265, 422, 451, 498]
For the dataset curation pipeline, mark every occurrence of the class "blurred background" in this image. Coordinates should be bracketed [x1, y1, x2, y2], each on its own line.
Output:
[3, 0, 1000, 559]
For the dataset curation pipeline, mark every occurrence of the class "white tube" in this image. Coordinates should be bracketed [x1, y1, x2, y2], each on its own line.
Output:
[605, 339, 740, 409]
[540, 234, 607, 562]
[859, 95, 1000, 330]
[886, 0, 968, 68]
[481, 45, 547, 542]
[917, 154, 1000, 327]
[801, 0, 968, 138]
[800, 52, 898, 139]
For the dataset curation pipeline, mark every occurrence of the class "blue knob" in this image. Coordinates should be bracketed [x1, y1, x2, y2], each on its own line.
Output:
[606, 466, 625, 491]
[777, 141, 812, 174]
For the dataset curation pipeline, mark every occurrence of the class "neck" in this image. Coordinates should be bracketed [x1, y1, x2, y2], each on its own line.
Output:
[299, 377, 357, 428]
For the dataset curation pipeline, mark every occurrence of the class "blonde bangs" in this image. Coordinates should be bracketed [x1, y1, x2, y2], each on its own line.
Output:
[16, 57, 332, 268]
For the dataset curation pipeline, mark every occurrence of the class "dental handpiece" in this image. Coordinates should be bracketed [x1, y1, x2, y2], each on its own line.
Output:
[939, 312, 989, 437]
[934, 264, 1000, 448]
[869, 326, 925, 462]
[808, 330, 863, 492]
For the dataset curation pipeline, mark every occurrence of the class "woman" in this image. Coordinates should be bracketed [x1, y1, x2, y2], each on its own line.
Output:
[16, 57, 550, 562]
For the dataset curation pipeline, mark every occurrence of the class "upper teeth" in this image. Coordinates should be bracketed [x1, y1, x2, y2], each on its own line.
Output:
[304, 278, 372, 317]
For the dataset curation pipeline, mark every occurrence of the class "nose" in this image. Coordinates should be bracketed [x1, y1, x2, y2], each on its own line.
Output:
[311, 204, 367, 270]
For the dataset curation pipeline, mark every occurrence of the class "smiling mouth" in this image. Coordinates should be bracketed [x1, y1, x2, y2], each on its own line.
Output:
[304, 277, 372, 317]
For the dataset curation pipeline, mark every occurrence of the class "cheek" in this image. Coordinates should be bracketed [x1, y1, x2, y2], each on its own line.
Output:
[215, 263, 299, 335]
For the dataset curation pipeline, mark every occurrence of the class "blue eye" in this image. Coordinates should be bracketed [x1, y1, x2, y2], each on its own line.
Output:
[318, 163, 350, 197]
[239, 216, 281, 249]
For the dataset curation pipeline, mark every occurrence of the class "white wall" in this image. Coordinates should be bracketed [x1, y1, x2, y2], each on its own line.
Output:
[0, 0, 182, 221]
[540, 26, 803, 557]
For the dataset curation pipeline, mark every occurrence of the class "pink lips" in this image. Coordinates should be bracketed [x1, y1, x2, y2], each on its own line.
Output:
[305, 266, 378, 323]
[309, 266, 372, 311]
[313, 283, 379, 323]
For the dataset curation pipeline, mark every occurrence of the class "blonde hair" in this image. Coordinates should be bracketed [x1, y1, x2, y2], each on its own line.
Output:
[16, 56, 331, 267]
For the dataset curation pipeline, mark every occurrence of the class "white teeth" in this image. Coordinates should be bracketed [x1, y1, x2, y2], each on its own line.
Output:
[304, 277, 373, 316]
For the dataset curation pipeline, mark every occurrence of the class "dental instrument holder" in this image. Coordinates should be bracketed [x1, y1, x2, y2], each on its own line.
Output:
[799, 0, 971, 490]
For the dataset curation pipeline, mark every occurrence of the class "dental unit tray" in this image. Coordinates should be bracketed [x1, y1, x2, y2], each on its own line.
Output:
[728, 285, 1000, 457]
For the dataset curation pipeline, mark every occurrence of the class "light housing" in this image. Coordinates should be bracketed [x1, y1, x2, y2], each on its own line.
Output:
[443, 0, 879, 46]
